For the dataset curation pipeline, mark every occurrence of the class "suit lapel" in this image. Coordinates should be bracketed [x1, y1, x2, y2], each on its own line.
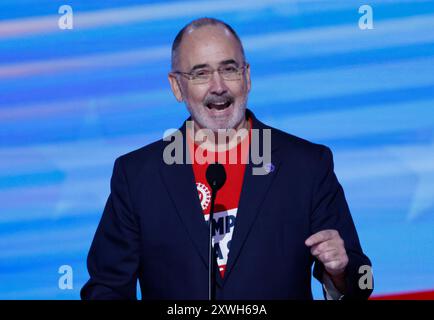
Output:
[159, 122, 210, 269]
[222, 113, 282, 284]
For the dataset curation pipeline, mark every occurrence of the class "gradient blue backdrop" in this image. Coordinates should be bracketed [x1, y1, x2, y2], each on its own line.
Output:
[1, 0, 433, 299]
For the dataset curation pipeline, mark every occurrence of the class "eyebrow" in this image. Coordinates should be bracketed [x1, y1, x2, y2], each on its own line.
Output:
[189, 59, 239, 72]
[190, 64, 209, 72]
[219, 59, 239, 66]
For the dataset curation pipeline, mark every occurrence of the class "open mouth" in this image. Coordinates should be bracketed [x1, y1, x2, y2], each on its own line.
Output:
[205, 99, 233, 111]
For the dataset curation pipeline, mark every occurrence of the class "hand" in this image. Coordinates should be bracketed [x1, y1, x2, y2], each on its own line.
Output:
[305, 229, 348, 277]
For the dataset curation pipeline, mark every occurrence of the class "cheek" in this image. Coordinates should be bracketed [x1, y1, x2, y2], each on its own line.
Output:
[185, 86, 208, 104]
[229, 83, 248, 99]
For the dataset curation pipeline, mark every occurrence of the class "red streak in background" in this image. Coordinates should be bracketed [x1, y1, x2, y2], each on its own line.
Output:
[370, 290, 434, 300]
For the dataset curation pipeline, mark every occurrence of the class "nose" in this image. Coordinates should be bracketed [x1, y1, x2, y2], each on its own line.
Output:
[208, 70, 227, 95]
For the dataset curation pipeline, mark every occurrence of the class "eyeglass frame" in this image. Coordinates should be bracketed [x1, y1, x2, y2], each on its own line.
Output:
[170, 62, 249, 84]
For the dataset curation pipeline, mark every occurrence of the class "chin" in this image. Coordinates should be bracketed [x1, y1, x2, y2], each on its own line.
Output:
[207, 113, 243, 131]
[189, 103, 246, 131]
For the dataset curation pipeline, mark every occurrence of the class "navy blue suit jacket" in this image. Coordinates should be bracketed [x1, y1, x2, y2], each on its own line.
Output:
[81, 110, 372, 300]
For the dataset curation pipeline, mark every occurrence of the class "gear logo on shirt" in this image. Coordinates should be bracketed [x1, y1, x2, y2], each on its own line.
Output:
[196, 182, 211, 210]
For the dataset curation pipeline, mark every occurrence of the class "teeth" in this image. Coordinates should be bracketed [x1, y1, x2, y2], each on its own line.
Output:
[206, 101, 231, 109]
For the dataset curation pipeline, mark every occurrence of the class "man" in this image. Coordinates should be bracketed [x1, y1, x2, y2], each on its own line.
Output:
[81, 17, 373, 300]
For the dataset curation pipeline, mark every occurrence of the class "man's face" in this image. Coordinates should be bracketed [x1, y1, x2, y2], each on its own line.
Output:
[169, 25, 251, 131]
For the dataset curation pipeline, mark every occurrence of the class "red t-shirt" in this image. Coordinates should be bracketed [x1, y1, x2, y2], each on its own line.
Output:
[187, 118, 252, 278]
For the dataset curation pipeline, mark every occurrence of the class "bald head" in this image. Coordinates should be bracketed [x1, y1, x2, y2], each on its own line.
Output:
[171, 17, 245, 71]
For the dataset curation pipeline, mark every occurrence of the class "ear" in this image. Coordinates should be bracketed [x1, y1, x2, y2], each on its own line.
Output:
[168, 73, 184, 102]
[245, 63, 251, 93]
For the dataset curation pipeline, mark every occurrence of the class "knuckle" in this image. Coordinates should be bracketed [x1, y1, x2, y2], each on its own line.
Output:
[328, 229, 337, 236]
[328, 261, 338, 270]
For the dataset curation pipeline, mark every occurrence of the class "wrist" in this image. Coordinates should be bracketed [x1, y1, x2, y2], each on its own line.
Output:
[326, 270, 347, 294]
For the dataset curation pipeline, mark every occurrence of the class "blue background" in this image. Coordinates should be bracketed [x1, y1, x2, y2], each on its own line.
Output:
[0, 0, 433, 299]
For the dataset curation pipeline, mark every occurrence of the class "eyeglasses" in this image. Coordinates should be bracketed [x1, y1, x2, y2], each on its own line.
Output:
[172, 63, 248, 85]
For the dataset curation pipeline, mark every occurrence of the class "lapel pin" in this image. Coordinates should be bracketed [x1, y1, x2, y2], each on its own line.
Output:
[264, 163, 275, 173]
